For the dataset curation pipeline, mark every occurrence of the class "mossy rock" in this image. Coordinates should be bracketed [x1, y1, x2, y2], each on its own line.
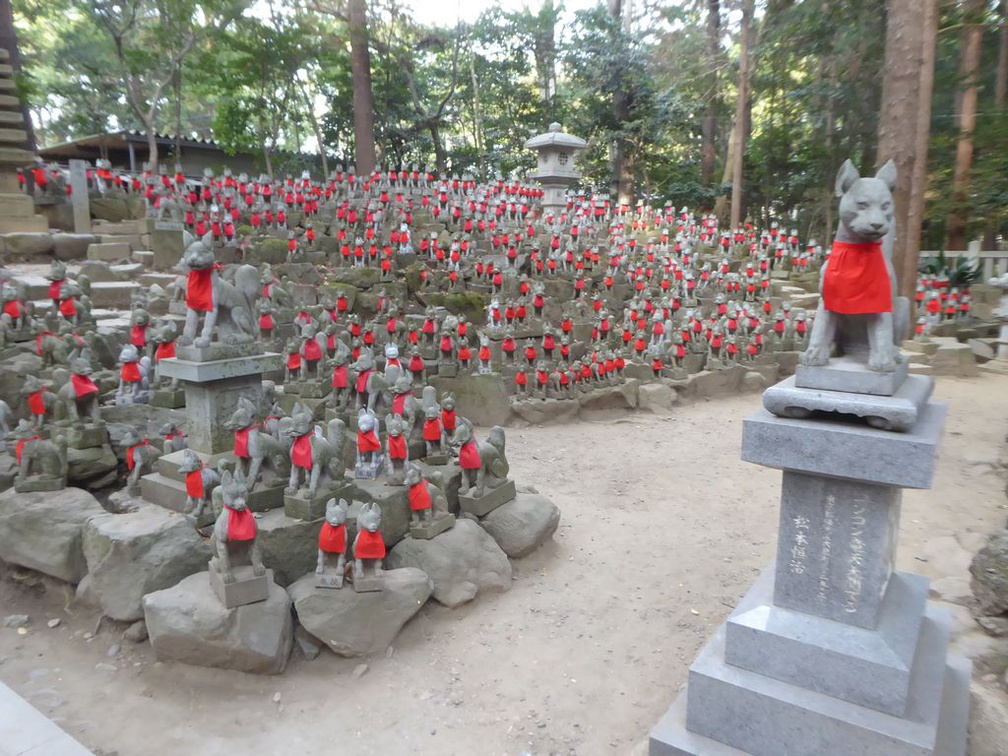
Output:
[328, 267, 381, 289]
[423, 291, 489, 324]
[247, 237, 288, 265]
[237, 224, 253, 238]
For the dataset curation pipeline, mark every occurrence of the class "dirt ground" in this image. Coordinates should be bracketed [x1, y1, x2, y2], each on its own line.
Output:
[1, 373, 1006, 756]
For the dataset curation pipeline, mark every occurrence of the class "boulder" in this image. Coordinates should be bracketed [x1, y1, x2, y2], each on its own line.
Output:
[0, 487, 105, 582]
[387, 519, 511, 607]
[3, 232, 55, 260]
[637, 383, 678, 412]
[289, 567, 431, 657]
[66, 445, 119, 489]
[578, 379, 639, 411]
[89, 198, 131, 223]
[52, 233, 97, 261]
[970, 529, 1008, 617]
[246, 238, 288, 265]
[143, 570, 292, 674]
[742, 371, 769, 392]
[430, 373, 512, 427]
[480, 492, 561, 558]
[256, 509, 324, 586]
[511, 397, 580, 426]
[83, 505, 212, 621]
[328, 266, 381, 290]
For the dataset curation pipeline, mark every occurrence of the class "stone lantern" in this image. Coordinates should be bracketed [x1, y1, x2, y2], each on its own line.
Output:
[524, 122, 586, 214]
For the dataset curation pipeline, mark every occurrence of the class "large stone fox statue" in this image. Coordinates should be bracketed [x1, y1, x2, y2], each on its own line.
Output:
[178, 241, 260, 347]
[800, 159, 910, 372]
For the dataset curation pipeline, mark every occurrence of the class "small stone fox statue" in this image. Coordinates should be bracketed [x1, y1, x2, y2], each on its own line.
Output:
[210, 468, 266, 584]
[315, 497, 349, 589]
[352, 501, 385, 592]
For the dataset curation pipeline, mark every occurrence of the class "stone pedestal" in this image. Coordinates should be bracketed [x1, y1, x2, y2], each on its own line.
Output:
[209, 565, 270, 608]
[649, 376, 970, 756]
[459, 479, 516, 517]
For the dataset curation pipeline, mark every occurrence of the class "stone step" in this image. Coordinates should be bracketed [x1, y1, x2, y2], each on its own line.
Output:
[0, 79, 15, 92]
[0, 215, 48, 233]
[0, 49, 8, 62]
[0, 93, 19, 108]
[140, 272, 176, 288]
[100, 233, 142, 249]
[88, 280, 140, 308]
[0, 64, 12, 77]
[132, 249, 154, 268]
[0, 110, 22, 124]
[0, 144, 33, 166]
[0, 127, 27, 144]
[86, 241, 131, 262]
[0, 192, 34, 217]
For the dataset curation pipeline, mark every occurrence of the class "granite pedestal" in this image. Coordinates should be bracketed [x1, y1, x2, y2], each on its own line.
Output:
[459, 479, 516, 516]
[649, 376, 969, 756]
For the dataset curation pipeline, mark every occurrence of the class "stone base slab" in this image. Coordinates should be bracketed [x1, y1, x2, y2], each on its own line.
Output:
[410, 513, 455, 540]
[459, 479, 516, 517]
[14, 476, 66, 493]
[157, 351, 281, 383]
[795, 355, 909, 396]
[283, 482, 353, 521]
[741, 402, 946, 489]
[66, 423, 108, 449]
[352, 573, 384, 593]
[150, 387, 185, 408]
[175, 341, 264, 363]
[209, 565, 270, 608]
[725, 568, 927, 715]
[762, 373, 933, 432]
[315, 566, 345, 589]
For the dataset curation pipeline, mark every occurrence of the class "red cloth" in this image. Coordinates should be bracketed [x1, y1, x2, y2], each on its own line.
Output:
[234, 426, 252, 458]
[287, 353, 301, 371]
[355, 369, 372, 394]
[387, 434, 407, 460]
[185, 468, 204, 499]
[186, 268, 214, 312]
[126, 441, 150, 470]
[292, 434, 313, 470]
[27, 391, 45, 416]
[48, 280, 62, 300]
[392, 393, 408, 416]
[155, 342, 176, 361]
[441, 409, 456, 432]
[459, 440, 480, 470]
[131, 325, 146, 347]
[409, 355, 425, 372]
[226, 507, 256, 541]
[332, 364, 348, 388]
[822, 241, 892, 314]
[121, 362, 141, 383]
[71, 373, 98, 398]
[355, 530, 386, 559]
[303, 340, 322, 361]
[423, 418, 442, 441]
[409, 481, 432, 512]
[357, 429, 381, 453]
[259, 314, 274, 330]
[15, 436, 38, 464]
[59, 298, 76, 317]
[318, 523, 346, 554]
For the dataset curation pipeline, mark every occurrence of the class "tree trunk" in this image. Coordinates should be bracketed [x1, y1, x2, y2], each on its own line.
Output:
[713, 119, 736, 222]
[469, 52, 484, 155]
[701, 0, 720, 187]
[877, 0, 938, 299]
[144, 122, 159, 171]
[348, 0, 377, 175]
[430, 121, 447, 175]
[173, 69, 183, 167]
[263, 144, 273, 179]
[996, 0, 1008, 107]
[729, 0, 754, 228]
[946, 0, 985, 251]
[608, 0, 634, 207]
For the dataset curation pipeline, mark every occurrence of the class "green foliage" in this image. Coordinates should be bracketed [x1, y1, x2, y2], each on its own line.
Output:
[918, 250, 983, 287]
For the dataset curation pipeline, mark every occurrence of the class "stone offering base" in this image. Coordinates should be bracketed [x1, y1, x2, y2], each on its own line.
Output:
[439, 363, 458, 378]
[354, 458, 384, 479]
[285, 378, 331, 399]
[209, 565, 271, 608]
[283, 482, 353, 520]
[315, 565, 345, 589]
[795, 355, 909, 395]
[762, 374, 933, 432]
[14, 475, 66, 493]
[142, 449, 285, 514]
[150, 387, 185, 408]
[410, 513, 455, 540]
[459, 479, 516, 517]
[66, 422, 108, 449]
[175, 341, 264, 362]
[352, 571, 384, 593]
[424, 454, 449, 466]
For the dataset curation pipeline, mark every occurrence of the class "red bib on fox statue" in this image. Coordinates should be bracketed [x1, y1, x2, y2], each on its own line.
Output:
[186, 267, 215, 312]
[292, 434, 313, 469]
[822, 241, 892, 315]
[227, 507, 256, 541]
[355, 530, 386, 559]
[409, 481, 432, 511]
[318, 522, 346, 554]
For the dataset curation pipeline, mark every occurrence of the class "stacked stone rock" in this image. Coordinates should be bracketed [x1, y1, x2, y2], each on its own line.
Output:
[0, 47, 47, 232]
[651, 362, 970, 755]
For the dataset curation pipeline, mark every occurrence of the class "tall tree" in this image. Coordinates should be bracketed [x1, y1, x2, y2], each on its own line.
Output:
[945, 0, 987, 249]
[607, 0, 634, 206]
[997, 0, 1008, 107]
[701, 0, 721, 187]
[877, 0, 939, 298]
[729, 0, 754, 227]
[348, 0, 377, 174]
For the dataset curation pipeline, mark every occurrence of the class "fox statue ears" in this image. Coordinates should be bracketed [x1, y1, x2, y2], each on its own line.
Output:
[835, 158, 897, 198]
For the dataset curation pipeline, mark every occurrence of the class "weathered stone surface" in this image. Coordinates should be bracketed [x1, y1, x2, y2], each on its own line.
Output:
[52, 233, 97, 261]
[3, 232, 54, 260]
[256, 509, 324, 586]
[0, 487, 105, 582]
[970, 529, 1008, 617]
[328, 266, 381, 289]
[66, 445, 118, 489]
[83, 505, 212, 621]
[480, 491, 560, 558]
[430, 373, 511, 427]
[511, 397, 580, 425]
[387, 519, 511, 607]
[578, 380, 639, 411]
[929, 338, 979, 378]
[638, 383, 679, 412]
[969, 680, 1008, 756]
[742, 371, 769, 392]
[143, 570, 292, 674]
[289, 567, 432, 657]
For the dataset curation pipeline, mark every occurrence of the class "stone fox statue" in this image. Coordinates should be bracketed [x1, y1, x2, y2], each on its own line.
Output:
[178, 241, 260, 347]
[450, 419, 509, 498]
[210, 468, 266, 584]
[800, 159, 909, 372]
